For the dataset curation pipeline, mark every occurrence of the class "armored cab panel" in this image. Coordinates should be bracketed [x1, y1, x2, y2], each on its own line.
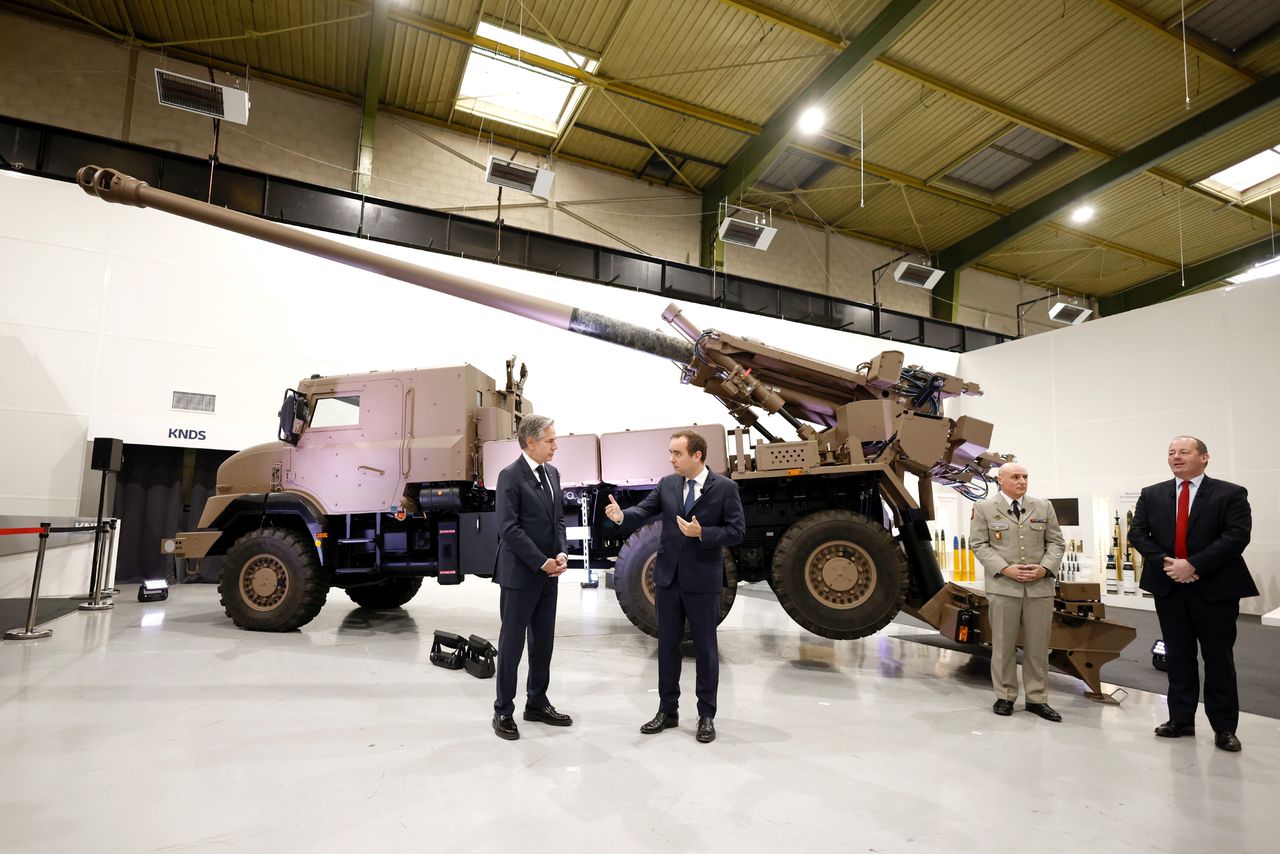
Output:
[211, 441, 286, 499]
[287, 375, 409, 513]
[600, 425, 728, 486]
[482, 434, 602, 488]
[400, 364, 504, 484]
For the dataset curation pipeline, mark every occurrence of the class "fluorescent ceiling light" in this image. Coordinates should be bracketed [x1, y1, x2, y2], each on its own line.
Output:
[797, 107, 825, 135]
[1225, 255, 1280, 284]
[1070, 205, 1094, 223]
[1198, 146, 1280, 205]
[456, 22, 598, 137]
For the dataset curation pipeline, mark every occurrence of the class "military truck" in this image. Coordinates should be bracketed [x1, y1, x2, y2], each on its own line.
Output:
[80, 165, 1135, 696]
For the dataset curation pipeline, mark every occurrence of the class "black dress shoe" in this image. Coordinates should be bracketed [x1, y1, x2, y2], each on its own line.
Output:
[696, 717, 716, 743]
[1154, 720, 1196, 738]
[492, 714, 519, 741]
[640, 711, 678, 734]
[992, 699, 1014, 716]
[1215, 731, 1242, 752]
[523, 705, 573, 726]
[1025, 703, 1062, 722]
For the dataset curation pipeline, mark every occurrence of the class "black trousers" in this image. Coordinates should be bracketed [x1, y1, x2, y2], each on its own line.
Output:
[493, 581, 558, 717]
[656, 584, 720, 718]
[1154, 585, 1241, 732]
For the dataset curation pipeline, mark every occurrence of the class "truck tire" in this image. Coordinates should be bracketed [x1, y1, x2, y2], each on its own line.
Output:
[613, 521, 738, 639]
[220, 528, 328, 631]
[345, 577, 424, 610]
[770, 510, 907, 639]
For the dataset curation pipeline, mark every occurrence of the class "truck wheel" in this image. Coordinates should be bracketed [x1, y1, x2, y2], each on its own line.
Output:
[220, 528, 328, 631]
[614, 521, 738, 639]
[770, 510, 907, 639]
[345, 577, 424, 610]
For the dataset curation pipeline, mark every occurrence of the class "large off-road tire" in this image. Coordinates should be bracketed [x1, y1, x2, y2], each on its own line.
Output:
[345, 577, 424, 610]
[219, 528, 328, 631]
[613, 521, 738, 639]
[770, 510, 907, 639]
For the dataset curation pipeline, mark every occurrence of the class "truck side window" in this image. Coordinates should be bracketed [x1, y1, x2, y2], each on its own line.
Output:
[309, 395, 361, 429]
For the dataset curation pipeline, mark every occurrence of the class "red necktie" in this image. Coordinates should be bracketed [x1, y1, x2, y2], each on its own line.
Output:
[1174, 480, 1190, 559]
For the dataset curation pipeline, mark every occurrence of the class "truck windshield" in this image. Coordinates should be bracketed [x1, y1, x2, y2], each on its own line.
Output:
[309, 395, 362, 429]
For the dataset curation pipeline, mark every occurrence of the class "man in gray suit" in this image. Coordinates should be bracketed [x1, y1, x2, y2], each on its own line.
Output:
[970, 462, 1065, 721]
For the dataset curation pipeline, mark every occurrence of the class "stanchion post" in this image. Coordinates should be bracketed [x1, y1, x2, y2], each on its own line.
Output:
[4, 522, 54, 641]
[79, 519, 115, 612]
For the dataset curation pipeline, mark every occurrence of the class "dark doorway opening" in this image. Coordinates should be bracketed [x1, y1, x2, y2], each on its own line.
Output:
[110, 444, 234, 583]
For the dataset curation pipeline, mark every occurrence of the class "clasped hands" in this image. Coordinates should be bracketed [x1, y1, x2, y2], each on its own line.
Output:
[541, 553, 569, 576]
[604, 494, 701, 538]
[1001, 564, 1047, 583]
[1163, 556, 1199, 583]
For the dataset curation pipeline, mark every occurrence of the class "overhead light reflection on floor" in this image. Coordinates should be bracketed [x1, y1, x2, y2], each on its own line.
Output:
[140, 611, 165, 630]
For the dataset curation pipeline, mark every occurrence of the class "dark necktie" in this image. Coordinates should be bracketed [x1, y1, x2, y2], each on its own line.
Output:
[683, 478, 697, 517]
[1010, 500, 1021, 519]
[1174, 480, 1190, 559]
[535, 465, 553, 507]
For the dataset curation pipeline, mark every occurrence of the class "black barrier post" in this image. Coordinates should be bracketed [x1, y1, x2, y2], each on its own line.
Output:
[4, 522, 54, 641]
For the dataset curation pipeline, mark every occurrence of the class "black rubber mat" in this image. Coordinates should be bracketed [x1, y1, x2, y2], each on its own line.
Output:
[0, 596, 84, 634]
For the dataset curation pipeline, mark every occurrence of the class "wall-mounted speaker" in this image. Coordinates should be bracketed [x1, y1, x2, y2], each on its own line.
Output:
[91, 437, 124, 472]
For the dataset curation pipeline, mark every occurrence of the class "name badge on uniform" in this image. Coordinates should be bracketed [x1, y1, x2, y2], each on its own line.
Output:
[1030, 516, 1046, 524]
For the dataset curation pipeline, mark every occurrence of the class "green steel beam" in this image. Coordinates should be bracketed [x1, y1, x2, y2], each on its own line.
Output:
[1098, 237, 1277, 315]
[698, 0, 936, 266]
[355, 0, 390, 194]
[930, 70, 1280, 320]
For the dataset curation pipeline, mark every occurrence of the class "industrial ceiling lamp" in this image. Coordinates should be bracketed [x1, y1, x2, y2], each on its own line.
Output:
[484, 156, 555, 198]
[891, 260, 945, 290]
[718, 201, 777, 251]
[155, 69, 250, 124]
[797, 106, 825, 135]
[1048, 299, 1093, 325]
[1070, 204, 1095, 224]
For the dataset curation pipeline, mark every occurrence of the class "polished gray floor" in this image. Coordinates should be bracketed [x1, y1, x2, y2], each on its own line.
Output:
[2, 579, 1276, 854]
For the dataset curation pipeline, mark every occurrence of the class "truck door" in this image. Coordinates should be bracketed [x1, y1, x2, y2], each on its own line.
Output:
[288, 378, 407, 513]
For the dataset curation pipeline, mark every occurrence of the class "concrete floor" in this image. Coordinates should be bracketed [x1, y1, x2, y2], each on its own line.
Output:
[1, 578, 1276, 854]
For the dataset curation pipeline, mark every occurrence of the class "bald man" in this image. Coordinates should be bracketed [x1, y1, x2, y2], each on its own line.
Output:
[969, 463, 1065, 721]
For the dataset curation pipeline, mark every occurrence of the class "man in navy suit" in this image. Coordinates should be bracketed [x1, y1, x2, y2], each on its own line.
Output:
[491, 414, 572, 741]
[604, 429, 745, 743]
[1129, 436, 1257, 753]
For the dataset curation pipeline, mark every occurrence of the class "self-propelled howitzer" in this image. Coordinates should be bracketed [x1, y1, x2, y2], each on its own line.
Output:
[78, 165, 1135, 697]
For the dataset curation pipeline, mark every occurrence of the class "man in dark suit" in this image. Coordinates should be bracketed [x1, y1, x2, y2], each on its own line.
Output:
[1129, 435, 1257, 753]
[491, 414, 572, 741]
[604, 429, 745, 744]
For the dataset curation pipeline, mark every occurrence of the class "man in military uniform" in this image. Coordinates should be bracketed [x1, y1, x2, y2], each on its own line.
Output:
[970, 462, 1065, 721]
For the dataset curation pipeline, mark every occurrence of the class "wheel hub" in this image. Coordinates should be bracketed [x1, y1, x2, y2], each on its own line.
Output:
[642, 555, 657, 607]
[804, 540, 874, 609]
[241, 555, 288, 611]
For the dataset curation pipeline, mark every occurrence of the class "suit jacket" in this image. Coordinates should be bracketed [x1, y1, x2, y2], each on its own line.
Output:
[1129, 474, 1257, 601]
[969, 494, 1064, 598]
[493, 457, 567, 590]
[620, 471, 746, 594]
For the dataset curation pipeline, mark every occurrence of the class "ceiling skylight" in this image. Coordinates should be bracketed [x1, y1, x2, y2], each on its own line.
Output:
[1198, 146, 1280, 205]
[456, 22, 598, 137]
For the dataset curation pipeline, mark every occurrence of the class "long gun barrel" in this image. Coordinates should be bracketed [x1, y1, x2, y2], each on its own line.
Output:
[75, 166, 693, 364]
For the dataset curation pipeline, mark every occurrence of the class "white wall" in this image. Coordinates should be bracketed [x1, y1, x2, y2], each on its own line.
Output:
[0, 170, 955, 518]
[955, 277, 1280, 615]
